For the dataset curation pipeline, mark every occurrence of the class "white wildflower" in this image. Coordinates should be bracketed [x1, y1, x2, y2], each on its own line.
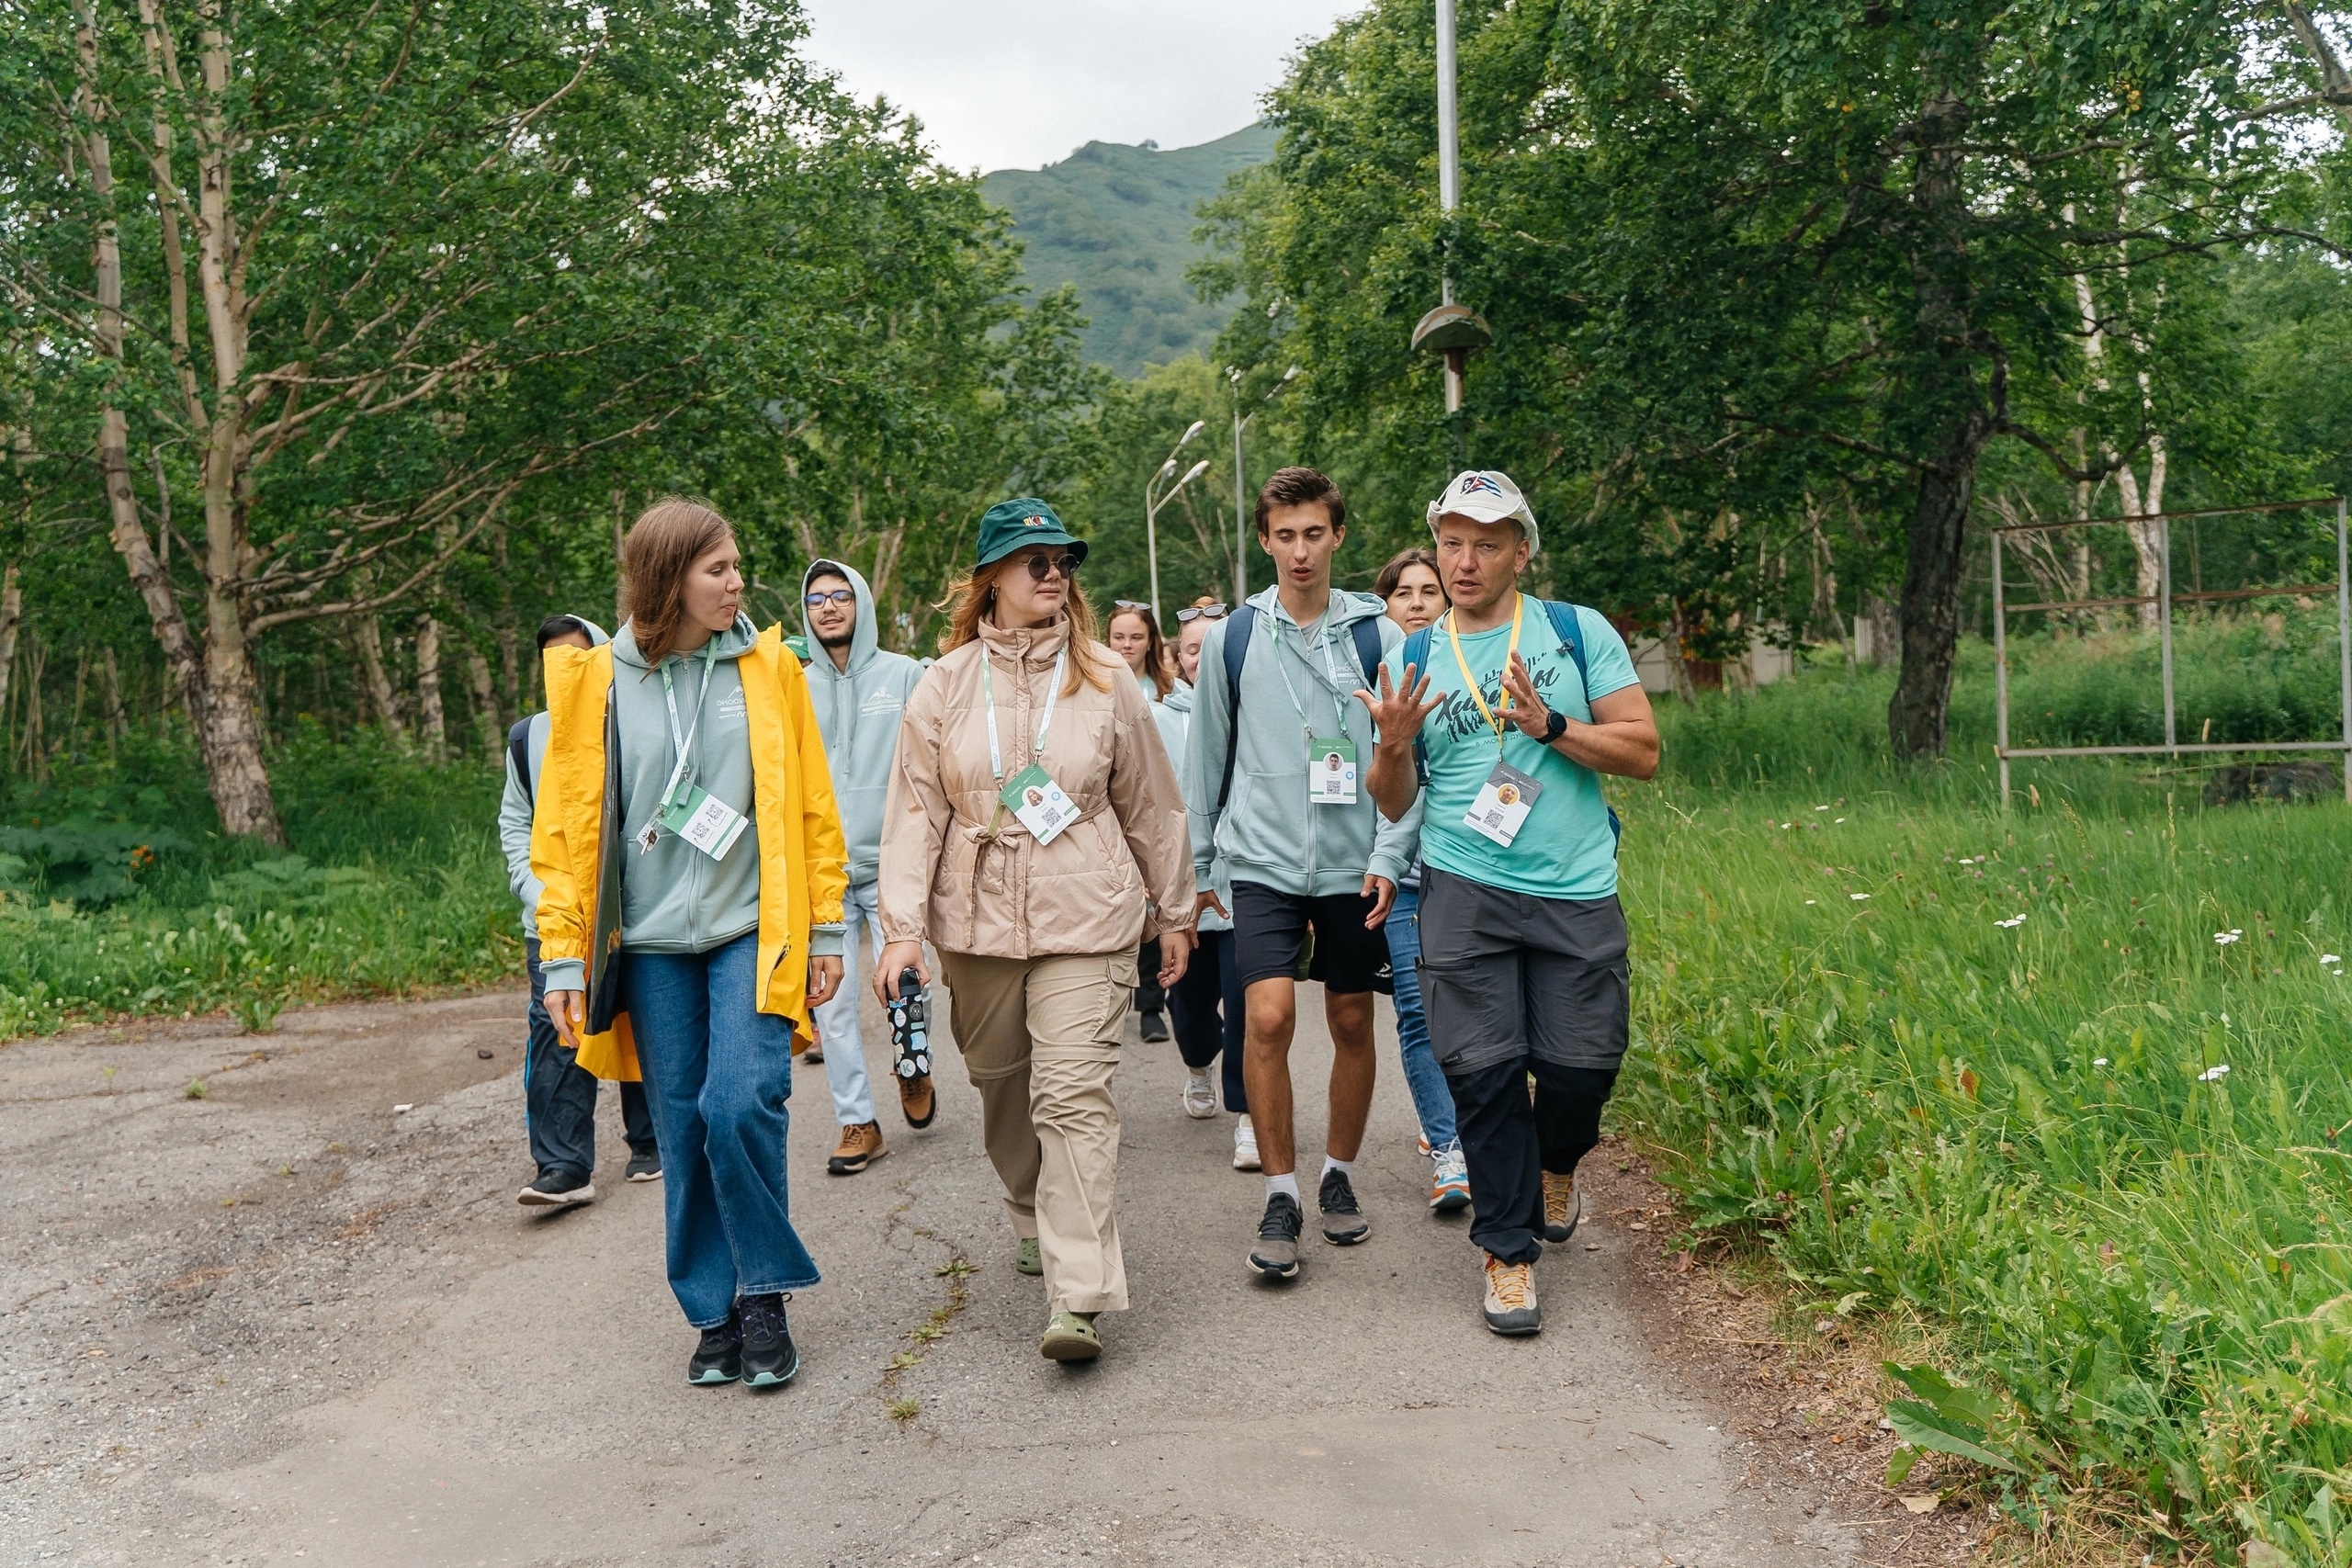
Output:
[2324, 954, 2343, 966]
[1850, 893, 1870, 901]
[1996, 914, 2027, 929]
[2199, 1064, 2231, 1082]
[2213, 930, 2243, 946]
[2092, 1057, 2109, 1066]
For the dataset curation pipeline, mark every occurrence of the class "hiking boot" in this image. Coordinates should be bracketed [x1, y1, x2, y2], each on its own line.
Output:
[1014, 1236, 1043, 1276]
[1138, 1010, 1170, 1043]
[1249, 1192, 1303, 1280]
[827, 1121, 887, 1175]
[738, 1293, 799, 1388]
[898, 1072, 936, 1130]
[1430, 1142, 1471, 1213]
[625, 1149, 662, 1183]
[1541, 1170, 1582, 1243]
[1181, 1067, 1217, 1120]
[516, 1169, 594, 1209]
[1481, 1252, 1542, 1336]
[688, 1311, 742, 1384]
[1318, 1168, 1370, 1246]
[1039, 1311, 1102, 1362]
[1232, 1114, 1261, 1171]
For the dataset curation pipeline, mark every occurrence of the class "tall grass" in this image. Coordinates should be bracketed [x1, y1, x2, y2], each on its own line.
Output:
[1624, 632, 2352, 1560]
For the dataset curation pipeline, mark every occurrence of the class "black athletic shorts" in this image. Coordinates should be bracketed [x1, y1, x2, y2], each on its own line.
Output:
[1228, 880, 1392, 995]
[1416, 865, 1629, 1076]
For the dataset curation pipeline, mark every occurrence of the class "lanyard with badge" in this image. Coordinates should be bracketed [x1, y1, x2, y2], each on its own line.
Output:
[1447, 593, 1545, 849]
[982, 644, 1079, 845]
[638, 643, 750, 860]
[1263, 610, 1360, 806]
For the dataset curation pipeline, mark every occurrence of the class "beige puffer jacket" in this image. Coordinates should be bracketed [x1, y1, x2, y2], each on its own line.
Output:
[879, 615, 1194, 960]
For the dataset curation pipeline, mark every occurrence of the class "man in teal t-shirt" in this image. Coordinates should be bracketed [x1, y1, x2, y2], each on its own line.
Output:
[1363, 468, 1660, 1339]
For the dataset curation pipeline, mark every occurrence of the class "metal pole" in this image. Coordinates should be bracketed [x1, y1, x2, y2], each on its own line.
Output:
[1993, 531, 2010, 811]
[1144, 480, 1162, 628]
[1434, 0, 1463, 414]
[2337, 498, 2350, 802]
[2159, 516, 2177, 756]
[1234, 406, 1249, 604]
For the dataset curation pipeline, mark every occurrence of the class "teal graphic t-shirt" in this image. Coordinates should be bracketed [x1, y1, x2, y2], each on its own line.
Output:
[1385, 599, 1640, 900]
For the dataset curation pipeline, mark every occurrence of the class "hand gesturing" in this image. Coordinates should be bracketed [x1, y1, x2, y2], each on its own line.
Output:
[1353, 660, 1441, 743]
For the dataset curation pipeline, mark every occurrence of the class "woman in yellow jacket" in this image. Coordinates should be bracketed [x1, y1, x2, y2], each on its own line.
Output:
[876, 498, 1195, 1365]
[535, 499, 849, 1391]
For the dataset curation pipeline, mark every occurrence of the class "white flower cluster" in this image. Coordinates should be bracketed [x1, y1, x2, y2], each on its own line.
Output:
[2213, 930, 2243, 946]
[1995, 914, 2027, 929]
[2199, 1064, 2232, 1082]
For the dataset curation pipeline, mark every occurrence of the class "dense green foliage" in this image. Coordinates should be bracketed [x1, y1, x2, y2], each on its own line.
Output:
[1625, 649, 2352, 1556]
[982, 127, 1275, 377]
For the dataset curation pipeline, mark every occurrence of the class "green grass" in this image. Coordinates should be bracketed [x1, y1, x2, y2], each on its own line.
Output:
[1623, 639, 2352, 1560]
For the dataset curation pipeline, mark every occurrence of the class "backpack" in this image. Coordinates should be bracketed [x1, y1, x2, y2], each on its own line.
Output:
[507, 716, 537, 802]
[1215, 603, 1387, 813]
[1400, 599, 1622, 850]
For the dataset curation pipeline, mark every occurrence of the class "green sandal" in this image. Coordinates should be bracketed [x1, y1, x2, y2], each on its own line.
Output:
[1014, 1236, 1042, 1276]
[1039, 1310, 1101, 1362]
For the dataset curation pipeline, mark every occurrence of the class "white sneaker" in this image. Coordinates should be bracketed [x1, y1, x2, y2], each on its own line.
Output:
[1232, 1114, 1261, 1171]
[1182, 1067, 1217, 1119]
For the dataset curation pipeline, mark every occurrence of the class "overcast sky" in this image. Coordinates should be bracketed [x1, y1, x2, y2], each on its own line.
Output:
[798, 1, 1364, 175]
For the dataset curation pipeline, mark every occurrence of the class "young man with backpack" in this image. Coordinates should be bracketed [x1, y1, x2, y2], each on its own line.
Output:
[1361, 470, 1658, 1336]
[499, 613, 661, 1207]
[1183, 468, 1419, 1280]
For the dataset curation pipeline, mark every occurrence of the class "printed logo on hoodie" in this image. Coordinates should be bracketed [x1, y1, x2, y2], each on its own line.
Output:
[860, 688, 903, 716]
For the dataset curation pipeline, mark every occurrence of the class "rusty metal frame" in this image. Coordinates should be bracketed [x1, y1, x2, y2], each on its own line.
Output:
[1989, 497, 2352, 807]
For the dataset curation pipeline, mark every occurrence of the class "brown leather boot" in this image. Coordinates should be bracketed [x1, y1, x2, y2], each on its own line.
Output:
[899, 1071, 936, 1130]
[826, 1121, 885, 1175]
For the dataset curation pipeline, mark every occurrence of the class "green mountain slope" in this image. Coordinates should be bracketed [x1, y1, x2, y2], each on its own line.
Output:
[981, 124, 1275, 377]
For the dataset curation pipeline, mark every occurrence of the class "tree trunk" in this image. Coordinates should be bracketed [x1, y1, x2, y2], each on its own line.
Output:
[100, 646, 126, 759]
[0, 566, 22, 733]
[352, 611, 404, 739]
[414, 615, 447, 761]
[1888, 422, 1995, 757]
[466, 645, 500, 762]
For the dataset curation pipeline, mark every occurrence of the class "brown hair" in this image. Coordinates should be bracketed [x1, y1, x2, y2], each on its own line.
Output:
[935, 559, 1112, 696]
[1254, 466, 1345, 536]
[622, 498, 734, 664]
[1108, 604, 1174, 698]
[1374, 547, 1441, 600]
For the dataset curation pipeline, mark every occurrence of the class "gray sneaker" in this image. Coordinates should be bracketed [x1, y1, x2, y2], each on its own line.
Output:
[1481, 1252, 1542, 1336]
[1249, 1192, 1303, 1280]
[1318, 1168, 1370, 1246]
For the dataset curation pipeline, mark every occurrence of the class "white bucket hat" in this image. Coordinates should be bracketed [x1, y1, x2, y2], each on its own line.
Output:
[1426, 469, 1538, 555]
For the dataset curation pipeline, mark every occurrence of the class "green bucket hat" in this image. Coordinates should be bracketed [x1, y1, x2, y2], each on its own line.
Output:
[975, 498, 1087, 570]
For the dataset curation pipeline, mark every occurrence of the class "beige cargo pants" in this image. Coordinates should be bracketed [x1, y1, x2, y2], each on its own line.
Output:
[938, 949, 1136, 1314]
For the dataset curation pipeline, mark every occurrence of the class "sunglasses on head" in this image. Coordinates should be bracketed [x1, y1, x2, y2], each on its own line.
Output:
[1018, 552, 1082, 581]
[1176, 603, 1228, 623]
[1114, 600, 1152, 613]
[803, 588, 854, 609]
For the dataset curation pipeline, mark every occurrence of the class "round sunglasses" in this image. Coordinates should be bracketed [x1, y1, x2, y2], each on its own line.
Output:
[1015, 552, 1082, 581]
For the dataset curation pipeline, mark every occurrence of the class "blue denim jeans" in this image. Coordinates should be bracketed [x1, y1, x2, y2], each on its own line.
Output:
[620, 932, 820, 1327]
[1382, 883, 1458, 1149]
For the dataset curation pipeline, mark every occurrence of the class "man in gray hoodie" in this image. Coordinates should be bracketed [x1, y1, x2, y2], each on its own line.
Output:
[801, 559, 931, 1171]
[499, 613, 660, 1208]
[1183, 468, 1420, 1280]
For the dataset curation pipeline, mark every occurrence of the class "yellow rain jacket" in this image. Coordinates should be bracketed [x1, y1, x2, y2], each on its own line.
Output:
[530, 626, 849, 1080]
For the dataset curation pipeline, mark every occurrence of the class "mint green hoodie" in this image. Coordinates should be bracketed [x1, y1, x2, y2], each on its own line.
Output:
[1182, 585, 1421, 897]
[799, 559, 923, 887]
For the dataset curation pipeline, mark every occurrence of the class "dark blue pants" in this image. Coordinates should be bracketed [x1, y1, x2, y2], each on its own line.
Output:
[621, 932, 820, 1328]
[526, 941, 656, 1183]
[1165, 928, 1248, 1113]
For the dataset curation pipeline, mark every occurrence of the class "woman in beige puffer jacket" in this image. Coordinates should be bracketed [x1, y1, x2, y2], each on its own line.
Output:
[876, 498, 1193, 1365]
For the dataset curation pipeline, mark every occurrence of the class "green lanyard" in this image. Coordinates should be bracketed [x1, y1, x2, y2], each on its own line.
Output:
[1261, 606, 1351, 745]
[656, 642, 718, 811]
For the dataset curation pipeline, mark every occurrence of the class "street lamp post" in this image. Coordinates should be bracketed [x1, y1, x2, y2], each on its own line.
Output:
[1228, 365, 1300, 604]
[1143, 420, 1209, 624]
[1414, 0, 1489, 420]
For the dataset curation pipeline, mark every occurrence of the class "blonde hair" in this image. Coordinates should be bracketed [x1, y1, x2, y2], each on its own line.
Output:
[622, 498, 733, 664]
[1109, 604, 1174, 699]
[935, 560, 1111, 696]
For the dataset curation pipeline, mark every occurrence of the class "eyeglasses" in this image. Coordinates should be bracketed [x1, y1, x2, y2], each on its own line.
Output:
[1176, 603, 1228, 623]
[803, 588, 854, 609]
[1020, 552, 1082, 581]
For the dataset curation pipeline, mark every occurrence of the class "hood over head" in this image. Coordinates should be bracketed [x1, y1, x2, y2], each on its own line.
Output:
[799, 558, 880, 676]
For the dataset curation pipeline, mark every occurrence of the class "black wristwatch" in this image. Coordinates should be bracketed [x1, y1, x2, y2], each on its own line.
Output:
[1541, 708, 1568, 743]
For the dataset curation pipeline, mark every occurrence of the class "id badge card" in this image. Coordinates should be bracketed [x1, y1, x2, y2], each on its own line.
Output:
[660, 784, 750, 861]
[1464, 760, 1544, 848]
[1307, 736, 1358, 806]
[999, 763, 1079, 845]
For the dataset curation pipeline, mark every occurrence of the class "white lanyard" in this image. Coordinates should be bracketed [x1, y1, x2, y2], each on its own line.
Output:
[1261, 606, 1352, 739]
[980, 643, 1067, 784]
[657, 643, 718, 807]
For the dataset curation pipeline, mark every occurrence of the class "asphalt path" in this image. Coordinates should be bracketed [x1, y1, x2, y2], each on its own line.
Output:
[0, 976, 1862, 1567]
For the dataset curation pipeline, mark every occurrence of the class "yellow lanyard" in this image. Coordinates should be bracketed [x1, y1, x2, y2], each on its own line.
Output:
[1443, 593, 1525, 751]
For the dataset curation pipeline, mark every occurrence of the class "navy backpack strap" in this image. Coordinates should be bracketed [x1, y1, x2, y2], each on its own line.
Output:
[1400, 626, 1434, 784]
[1346, 615, 1384, 696]
[1537, 599, 1623, 852]
[506, 716, 537, 804]
[1216, 604, 1259, 813]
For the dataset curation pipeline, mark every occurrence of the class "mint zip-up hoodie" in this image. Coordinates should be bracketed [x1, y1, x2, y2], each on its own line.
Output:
[1155, 680, 1230, 933]
[498, 618, 610, 941]
[799, 559, 922, 887]
[537, 612, 843, 994]
[1182, 585, 1421, 897]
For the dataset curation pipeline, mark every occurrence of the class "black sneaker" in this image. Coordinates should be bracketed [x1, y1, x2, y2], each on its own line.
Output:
[1138, 1010, 1170, 1043]
[1318, 1168, 1370, 1246]
[688, 1311, 741, 1385]
[515, 1169, 594, 1209]
[1249, 1192, 1304, 1280]
[738, 1293, 799, 1389]
[625, 1149, 662, 1183]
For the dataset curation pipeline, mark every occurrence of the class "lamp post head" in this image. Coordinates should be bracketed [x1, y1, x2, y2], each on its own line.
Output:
[1181, 458, 1210, 486]
[1158, 457, 1177, 479]
[1180, 420, 1205, 446]
[1283, 365, 1300, 381]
